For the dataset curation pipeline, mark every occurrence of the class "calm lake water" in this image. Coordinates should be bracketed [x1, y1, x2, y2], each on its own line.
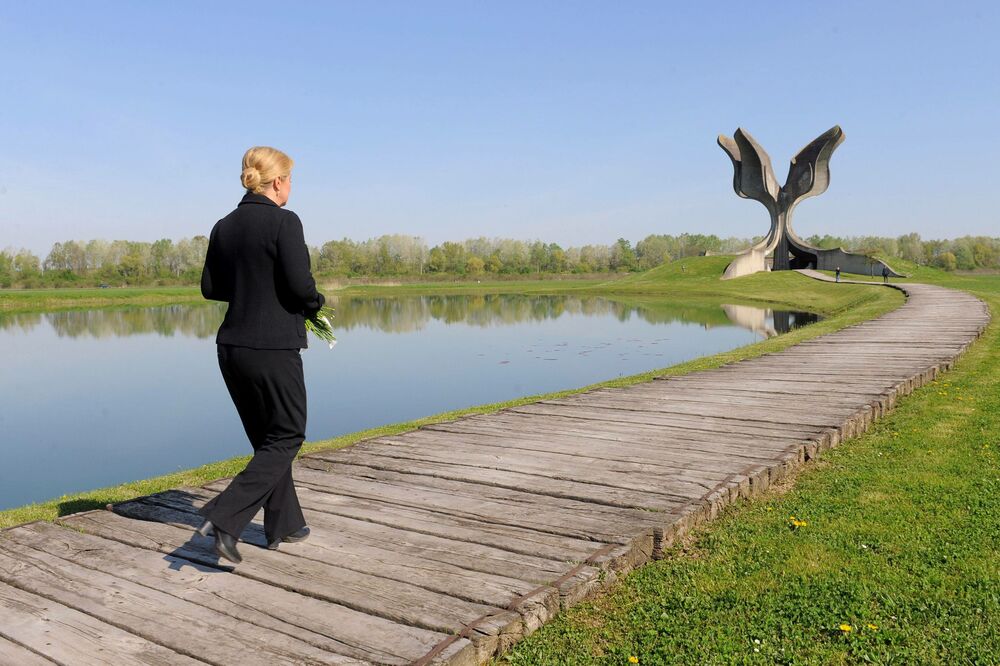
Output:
[0, 294, 818, 511]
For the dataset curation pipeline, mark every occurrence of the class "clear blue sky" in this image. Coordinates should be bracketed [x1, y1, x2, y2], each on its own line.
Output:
[2, 1, 997, 256]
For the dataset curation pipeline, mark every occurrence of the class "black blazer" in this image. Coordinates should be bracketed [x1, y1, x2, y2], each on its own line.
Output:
[201, 192, 325, 349]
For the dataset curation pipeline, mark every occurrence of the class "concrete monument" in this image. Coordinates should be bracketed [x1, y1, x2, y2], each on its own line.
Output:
[717, 126, 902, 279]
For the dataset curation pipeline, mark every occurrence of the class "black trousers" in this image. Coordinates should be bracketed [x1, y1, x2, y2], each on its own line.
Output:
[198, 344, 308, 544]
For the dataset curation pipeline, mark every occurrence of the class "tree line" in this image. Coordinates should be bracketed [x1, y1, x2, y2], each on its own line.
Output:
[802, 233, 1000, 272]
[1, 232, 998, 288]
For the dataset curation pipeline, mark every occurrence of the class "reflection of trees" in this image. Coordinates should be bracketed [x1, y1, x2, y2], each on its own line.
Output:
[327, 294, 653, 333]
[0, 312, 43, 332]
[0, 304, 225, 339]
[0, 295, 820, 338]
[325, 294, 805, 333]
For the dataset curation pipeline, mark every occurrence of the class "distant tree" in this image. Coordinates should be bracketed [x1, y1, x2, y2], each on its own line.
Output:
[0, 249, 13, 287]
[11, 250, 42, 286]
[636, 235, 671, 269]
[610, 238, 638, 271]
[935, 251, 957, 271]
[318, 238, 356, 274]
[952, 240, 976, 270]
[427, 246, 446, 273]
[897, 232, 923, 264]
[44, 242, 69, 272]
[579, 244, 610, 272]
[465, 256, 485, 275]
[528, 241, 548, 274]
[485, 252, 503, 273]
[548, 244, 566, 272]
[971, 238, 997, 268]
[440, 242, 466, 273]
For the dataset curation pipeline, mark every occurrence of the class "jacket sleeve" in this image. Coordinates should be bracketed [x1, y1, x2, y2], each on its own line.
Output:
[276, 211, 325, 315]
[200, 226, 230, 302]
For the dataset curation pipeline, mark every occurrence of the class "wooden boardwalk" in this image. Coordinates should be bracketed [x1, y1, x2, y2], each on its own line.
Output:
[0, 278, 989, 665]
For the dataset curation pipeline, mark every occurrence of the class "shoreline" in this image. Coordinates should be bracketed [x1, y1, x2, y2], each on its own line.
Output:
[0, 275, 618, 314]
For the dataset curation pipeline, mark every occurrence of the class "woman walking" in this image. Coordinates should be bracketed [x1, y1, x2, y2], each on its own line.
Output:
[196, 146, 325, 563]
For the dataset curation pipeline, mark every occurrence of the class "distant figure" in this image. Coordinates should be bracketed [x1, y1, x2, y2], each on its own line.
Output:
[882, 266, 890, 283]
[835, 266, 841, 282]
[197, 146, 324, 564]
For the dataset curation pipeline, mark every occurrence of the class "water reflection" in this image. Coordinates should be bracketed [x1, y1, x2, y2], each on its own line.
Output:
[0, 295, 818, 339]
[721, 304, 821, 337]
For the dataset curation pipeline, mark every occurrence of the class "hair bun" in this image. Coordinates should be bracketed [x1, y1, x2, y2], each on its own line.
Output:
[241, 166, 262, 191]
[241, 146, 294, 193]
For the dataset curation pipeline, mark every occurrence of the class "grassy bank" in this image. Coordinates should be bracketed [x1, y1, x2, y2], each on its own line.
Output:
[1, 256, 876, 314]
[0, 286, 203, 314]
[502, 268, 1000, 664]
[331, 276, 610, 296]
[1, 260, 901, 528]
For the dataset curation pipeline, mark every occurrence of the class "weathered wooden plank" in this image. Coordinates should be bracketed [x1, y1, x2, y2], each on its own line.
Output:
[541, 393, 863, 426]
[452, 407, 813, 442]
[297, 454, 685, 512]
[263, 482, 604, 562]
[0, 536, 365, 665]
[6, 521, 473, 666]
[0, 635, 57, 665]
[657, 373, 893, 391]
[509, 403, 826, 439]
[544, 393, 868, 428]
[279, 463, 677, 541]
[378, 426, 784, 469]
[58, 509, 520, 644]
[711, 363, 922, 376]
[328, 431, 776, 483]
[431, 413, 805, 455]
[304, 484, 613, 558]
[644, 380, 887, 403]
[608, 384, 877, 411]
[0, 580, 202, 665]
[338, 438, 720, 499]
[659, 371, 900, 393]
[144, 486, 572, 584]
[126, 490, 554, 613]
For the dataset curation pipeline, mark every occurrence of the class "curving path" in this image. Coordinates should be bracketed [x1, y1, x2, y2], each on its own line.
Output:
[0, 276, 990, 665]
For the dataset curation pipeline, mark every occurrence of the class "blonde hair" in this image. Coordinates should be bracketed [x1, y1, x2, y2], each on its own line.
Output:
[241, 146, 294, 193]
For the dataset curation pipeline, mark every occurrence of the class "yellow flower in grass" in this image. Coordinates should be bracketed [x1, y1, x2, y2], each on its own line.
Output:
[629, 657, 639, 664]
[838, 623, 853, 633]
[867, 623, 878, 631]
[789, 516, 808, 529]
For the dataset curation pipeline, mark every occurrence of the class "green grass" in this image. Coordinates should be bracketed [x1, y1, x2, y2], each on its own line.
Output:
[501, 270, 1000, 665]
[0, 286, 203, 314]
[0, 259, 901, 528]
[330, 276, 613, 295]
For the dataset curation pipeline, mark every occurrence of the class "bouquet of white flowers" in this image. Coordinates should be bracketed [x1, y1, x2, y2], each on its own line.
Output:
[305, 306, 337, 349]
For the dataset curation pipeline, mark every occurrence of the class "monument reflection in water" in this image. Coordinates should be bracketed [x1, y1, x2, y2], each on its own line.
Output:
[721, 304, 820, 338]
[0, 294, 818, 511]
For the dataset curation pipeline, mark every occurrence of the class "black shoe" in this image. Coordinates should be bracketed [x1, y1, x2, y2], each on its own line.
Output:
[266, 526, 310, 550]
[214, 528, 242, 564]
[195, 519, 214, 537]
